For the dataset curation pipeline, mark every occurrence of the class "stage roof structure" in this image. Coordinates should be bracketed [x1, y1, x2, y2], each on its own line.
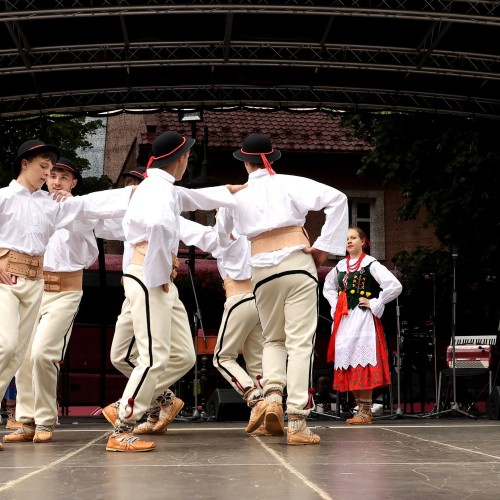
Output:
[2, 1, 500, 119]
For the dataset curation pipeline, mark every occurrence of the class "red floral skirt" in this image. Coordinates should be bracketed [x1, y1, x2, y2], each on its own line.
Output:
[332, 317, 392, 392]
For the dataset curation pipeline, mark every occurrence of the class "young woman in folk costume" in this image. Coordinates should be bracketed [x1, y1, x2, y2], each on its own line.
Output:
[323, 226, 402, 424]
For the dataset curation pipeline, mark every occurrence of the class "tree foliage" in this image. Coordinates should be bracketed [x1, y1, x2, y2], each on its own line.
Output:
[342, 112, 500, 333]
[0, 115, 104, 188]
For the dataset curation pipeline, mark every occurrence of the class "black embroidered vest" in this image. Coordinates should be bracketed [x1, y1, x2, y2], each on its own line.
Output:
[337, 261, 381, 310]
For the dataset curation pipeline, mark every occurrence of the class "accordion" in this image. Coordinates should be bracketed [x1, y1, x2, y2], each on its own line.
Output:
[447, 335, 497, 369]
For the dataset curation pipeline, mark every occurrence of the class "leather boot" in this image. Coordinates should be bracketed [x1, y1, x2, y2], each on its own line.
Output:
[3, 422, 36, 442]
[33, 424, 55, 443]
[244, 387, 266, 434]
[263, 386, 285, 436]
[102, 401, 120, 427]
[106, 421, 156, 452]
[287, 415, 320, 445]
[5, 404, 22, 430]
[134, 394, 184, 435]
[346, 400, 373, 425]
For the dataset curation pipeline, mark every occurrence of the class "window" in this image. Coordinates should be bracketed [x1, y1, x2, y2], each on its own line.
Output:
[344, 190, 385, 260]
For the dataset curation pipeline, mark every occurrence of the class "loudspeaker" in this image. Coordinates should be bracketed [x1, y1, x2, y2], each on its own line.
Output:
[206, 388, 250, 422]
[487, 386, 500, 420]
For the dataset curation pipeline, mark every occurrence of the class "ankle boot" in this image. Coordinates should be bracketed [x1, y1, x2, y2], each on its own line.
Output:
[287, 415, 320, 445]
[346, 399, 373, 425]
[244, 387, 266, 434]
[264, 386, 285, 436]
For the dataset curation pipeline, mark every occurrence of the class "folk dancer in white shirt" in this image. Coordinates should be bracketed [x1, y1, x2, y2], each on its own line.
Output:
[5, 158, 126, 444]
[216, 133, 349, 445]
[0, 141, 135, 451]
[102, 131, 238, 452]
[107, 214, 216, 436]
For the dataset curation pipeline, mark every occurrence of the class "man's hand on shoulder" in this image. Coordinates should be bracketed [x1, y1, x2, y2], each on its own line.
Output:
[50, 190, 72, 202]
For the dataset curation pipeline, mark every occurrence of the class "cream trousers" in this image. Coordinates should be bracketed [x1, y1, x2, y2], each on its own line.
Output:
[252, 251, 318, 416]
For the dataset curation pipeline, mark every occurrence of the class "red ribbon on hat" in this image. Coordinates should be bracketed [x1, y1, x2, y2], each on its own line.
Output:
[146, 136, 187, 169]
[239, 148, 276, 175]
[56, 161, 77, 173]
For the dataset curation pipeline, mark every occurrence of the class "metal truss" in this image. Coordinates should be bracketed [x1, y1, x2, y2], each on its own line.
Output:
[1, 1, 500, 118]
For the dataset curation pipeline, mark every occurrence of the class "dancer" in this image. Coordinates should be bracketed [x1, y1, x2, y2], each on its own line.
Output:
[323, 226, 402, 424]
[102, 130, 238, 452]
[216, 133, 348, 445]
[0, 140, 134, 451]
[4, 158, 124, 444]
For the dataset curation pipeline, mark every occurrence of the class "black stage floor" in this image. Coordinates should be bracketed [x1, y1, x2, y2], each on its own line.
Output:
[1, 416, 499, 500]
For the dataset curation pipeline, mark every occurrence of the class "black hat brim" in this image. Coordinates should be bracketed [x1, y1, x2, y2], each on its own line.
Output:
[233, 149, 281, 163]
[13, 144, 60, 175]
[149, 137, 196, 169]
[54, 164, 83, 185]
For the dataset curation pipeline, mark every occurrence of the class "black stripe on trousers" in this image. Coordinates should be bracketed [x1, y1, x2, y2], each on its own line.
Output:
[122, 273, 153, 400]
[53, 304, 80, 377]
[253, 269, 320, 394]
[214, 295, 256, 389]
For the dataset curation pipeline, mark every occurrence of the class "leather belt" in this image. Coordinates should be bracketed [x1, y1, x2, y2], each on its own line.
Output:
[44, 270, 83, 292]
[0, 248, 44, 280]
[249, 226, 309, 256]
[223, 278, 253, 298]
[131, 241, 179, 282]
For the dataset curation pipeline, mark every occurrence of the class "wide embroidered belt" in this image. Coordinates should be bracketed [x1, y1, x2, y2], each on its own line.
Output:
[249, 226, 309, 256]
[0, 248, 44, 280]
[44, 270, 83, 292]
[223, 278, 253, 298]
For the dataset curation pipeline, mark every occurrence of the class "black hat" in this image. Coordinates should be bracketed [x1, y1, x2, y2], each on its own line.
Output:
[53, 157, 83, 185]
[147, 131, 195, 169]
[121, 166, 146, 181]
[233, 133, 281, 164]
[14, 139, 60, 177]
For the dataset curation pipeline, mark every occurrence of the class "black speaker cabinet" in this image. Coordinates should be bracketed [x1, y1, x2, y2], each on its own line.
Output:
[487, 386, 500, 420]
[206, 388, 250, 422]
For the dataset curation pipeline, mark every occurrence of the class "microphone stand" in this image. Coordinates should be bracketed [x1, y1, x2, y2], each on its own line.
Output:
[376, 262, 422, 420]
[427, 250, 476, 419]
[176, 250, 207, 422]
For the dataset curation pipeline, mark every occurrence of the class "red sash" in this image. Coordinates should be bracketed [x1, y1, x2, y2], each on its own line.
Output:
[327, 291, 348, 363]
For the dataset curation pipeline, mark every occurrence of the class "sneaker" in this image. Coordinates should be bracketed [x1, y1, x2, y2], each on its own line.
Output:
[134, 397, 184, 435]
[106, 423, 156, 452]
[33, 424, 55, 443]
[102, 401, 120, 427]
[3, 423, 36, 442]
[245, 399, 267, 434]
[264, 402, 285, 436]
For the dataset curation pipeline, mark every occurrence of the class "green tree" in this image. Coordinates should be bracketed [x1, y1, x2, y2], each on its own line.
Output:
[0, 115, 104, 188]
[343, 112, 500, 334]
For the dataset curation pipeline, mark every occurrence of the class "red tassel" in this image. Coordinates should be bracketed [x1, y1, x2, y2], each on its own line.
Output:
[261, 154, 276, 175]
[124, 397, 135, 419]
[256, 375, 263, 389]
[231, 376, 246, 394]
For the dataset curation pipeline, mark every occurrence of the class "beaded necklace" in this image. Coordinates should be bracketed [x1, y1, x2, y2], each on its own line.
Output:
[342, 252, 366, 289]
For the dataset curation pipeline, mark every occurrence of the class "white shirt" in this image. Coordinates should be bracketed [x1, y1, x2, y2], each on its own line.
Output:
[216, 169, 348, 267]
[122, 168, 236, 288]
[44, 218, 125, 273]
[0, 180, 132, 257]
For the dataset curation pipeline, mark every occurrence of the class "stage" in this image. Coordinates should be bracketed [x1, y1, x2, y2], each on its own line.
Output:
[1, 417, 499, 499]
